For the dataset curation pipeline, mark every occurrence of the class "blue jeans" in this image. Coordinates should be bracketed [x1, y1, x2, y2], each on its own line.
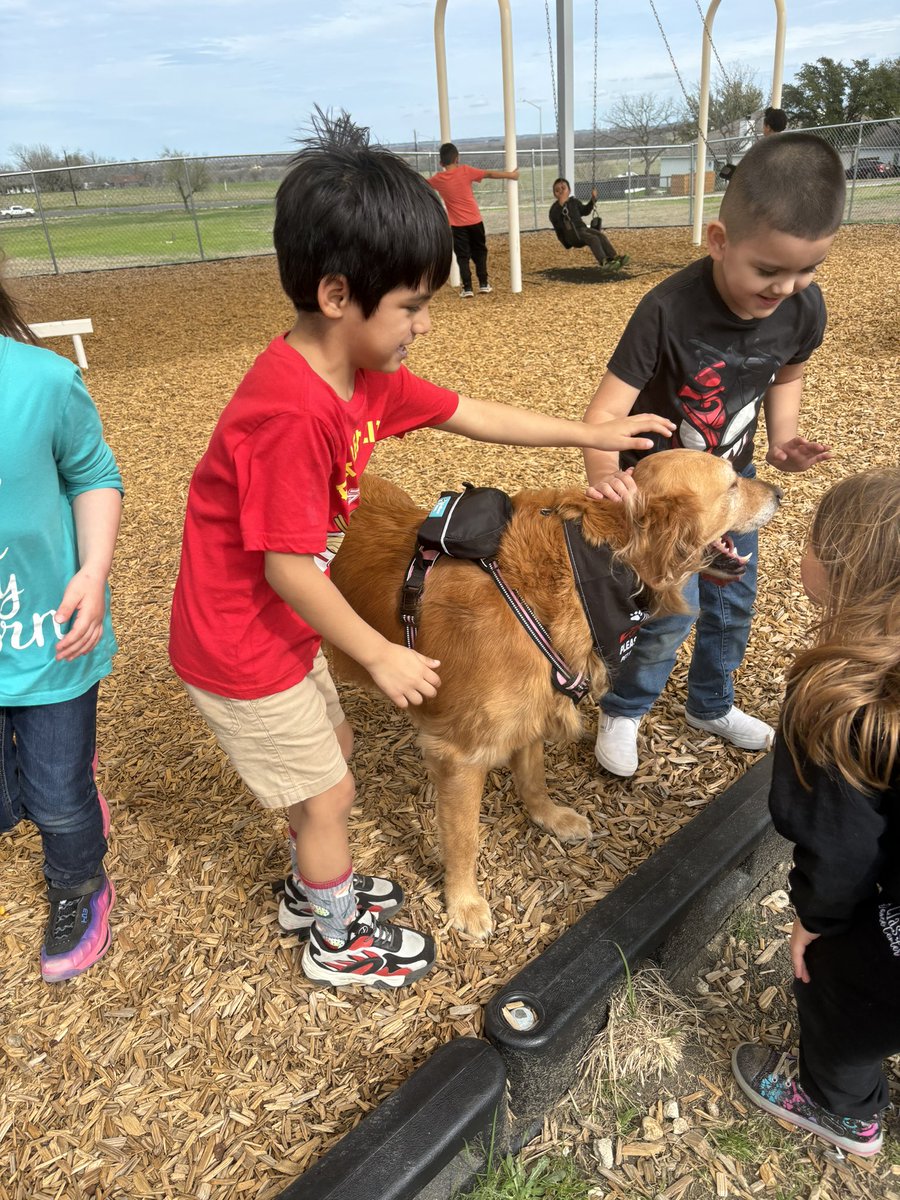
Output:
[0, 684, 106, 889]
[601, 465, 760, 722]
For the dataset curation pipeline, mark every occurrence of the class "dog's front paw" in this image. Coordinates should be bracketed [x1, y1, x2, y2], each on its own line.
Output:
[535, 803, 592, 843]
[447, 893, 493, 940]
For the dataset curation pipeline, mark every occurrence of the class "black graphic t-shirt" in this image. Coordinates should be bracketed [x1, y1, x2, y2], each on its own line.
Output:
[609, 256, 826, 471]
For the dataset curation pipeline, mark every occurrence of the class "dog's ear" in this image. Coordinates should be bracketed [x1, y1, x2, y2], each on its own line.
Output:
[621, 488, 709, 610]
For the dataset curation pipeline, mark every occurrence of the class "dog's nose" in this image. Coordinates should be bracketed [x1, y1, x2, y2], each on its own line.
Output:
[773, 485, 784, 503]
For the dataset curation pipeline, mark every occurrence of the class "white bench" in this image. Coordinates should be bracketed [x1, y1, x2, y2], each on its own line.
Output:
[28, 318, 94, 370]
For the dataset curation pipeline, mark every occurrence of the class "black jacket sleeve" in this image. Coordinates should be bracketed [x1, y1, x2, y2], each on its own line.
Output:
[768, 734, 894, 936]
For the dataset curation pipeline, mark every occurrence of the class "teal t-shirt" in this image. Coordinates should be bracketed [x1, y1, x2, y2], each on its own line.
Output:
[0, 336, 123, 705]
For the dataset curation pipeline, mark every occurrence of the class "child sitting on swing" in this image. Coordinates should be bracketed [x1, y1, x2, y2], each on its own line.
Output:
[549, 178, 626, 269]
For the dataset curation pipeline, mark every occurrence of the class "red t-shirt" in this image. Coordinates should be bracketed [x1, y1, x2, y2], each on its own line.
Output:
[169, 337, 459, 699]
[426, 165, 487, 226]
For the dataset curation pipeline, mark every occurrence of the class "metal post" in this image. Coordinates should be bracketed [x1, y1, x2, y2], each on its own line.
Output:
[31, 171, 60, 275]
[530, 150, 538, 229]
[556, 0, 575, 185]
[845, 119, 864, 224]
[183, 158, 206, 261]
[627, 148, 632, 229]
[688, 142, 695, 229]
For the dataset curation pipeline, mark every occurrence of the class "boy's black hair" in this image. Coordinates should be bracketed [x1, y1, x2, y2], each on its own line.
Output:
[552, 177, 570, 190]
[439, 142, 459, 167]
[763, 106, 788, 133]
[275, 108, 452, 317]
[719, 132, 846, 241]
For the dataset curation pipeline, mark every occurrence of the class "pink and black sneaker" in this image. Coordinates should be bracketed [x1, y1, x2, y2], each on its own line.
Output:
[41, 874, 116, 983]
[732, 1043, 883, 1157]
[301, 913, 435, 989]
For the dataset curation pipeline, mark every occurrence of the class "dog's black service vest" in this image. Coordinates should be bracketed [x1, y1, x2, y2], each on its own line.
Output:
[561, 519, 650, 678]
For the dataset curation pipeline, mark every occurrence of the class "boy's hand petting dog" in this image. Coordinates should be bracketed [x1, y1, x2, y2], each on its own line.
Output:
[366, 641, 441, 709]
[585, 467, 638, 503]
[590, 413, 675, 453]
[766, 435, 832, 472]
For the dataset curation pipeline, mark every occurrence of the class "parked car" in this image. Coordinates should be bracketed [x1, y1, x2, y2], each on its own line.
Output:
[845, 158, 890, 179]
[1, 203, 36, 218]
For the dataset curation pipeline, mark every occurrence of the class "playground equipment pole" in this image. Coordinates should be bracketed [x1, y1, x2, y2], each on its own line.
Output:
[434, 0, 522, 293]
[691, 0, 787, 246]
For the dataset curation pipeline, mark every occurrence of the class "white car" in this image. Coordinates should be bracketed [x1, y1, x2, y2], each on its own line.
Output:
[1, 204, 36, 218]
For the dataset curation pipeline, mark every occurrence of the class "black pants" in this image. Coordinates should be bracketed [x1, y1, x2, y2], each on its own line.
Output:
[451, 221, 488, 290]
[575, 226, 618, 265]
[796, 904, 900, 1116]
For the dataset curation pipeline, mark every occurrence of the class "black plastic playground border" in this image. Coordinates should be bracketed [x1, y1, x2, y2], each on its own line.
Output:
[278, 753, 781, 1200]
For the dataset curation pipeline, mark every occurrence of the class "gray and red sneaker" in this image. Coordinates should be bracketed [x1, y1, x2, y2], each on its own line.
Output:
[301, 914, 435, 989]
[41, 874, 115, 983]
[732, 1043, 883, 1157]
[277, 873, 403, 934]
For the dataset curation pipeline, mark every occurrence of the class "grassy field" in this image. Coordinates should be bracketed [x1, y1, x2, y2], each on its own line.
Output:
[3, 175, 897, 274]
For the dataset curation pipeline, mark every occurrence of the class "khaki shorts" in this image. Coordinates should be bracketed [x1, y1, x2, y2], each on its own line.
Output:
[184, 650, 348, 809]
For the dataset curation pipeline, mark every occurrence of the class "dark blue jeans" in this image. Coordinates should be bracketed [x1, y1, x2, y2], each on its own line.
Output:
[0, 684, 106, 889]
[601, 463, 759, 721]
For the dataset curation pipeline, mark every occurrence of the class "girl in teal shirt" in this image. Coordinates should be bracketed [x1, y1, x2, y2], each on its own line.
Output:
[0, 272, 122, 981]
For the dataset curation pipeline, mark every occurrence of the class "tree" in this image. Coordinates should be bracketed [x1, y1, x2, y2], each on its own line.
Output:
[160, 148, 211, 211]
[782, 57, 900, 126]
[604, 93, 679, 179]
[678, 64, 764, 138]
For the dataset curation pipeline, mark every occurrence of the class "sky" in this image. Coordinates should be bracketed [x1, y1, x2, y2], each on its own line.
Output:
[2, 0, 899, 165]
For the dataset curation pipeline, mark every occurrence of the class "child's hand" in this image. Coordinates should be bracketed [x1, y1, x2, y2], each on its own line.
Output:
[54, 569, 107, 661]
[367, 643, 441, 709]
[790, 917, 820, 984]
[589, 414, 675, 453]
[766, 436, 832, 472]
[586, 467, 637, 503]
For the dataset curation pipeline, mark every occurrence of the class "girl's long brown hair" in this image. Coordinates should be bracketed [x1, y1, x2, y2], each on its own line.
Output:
[782, 468, 900, 793]
[0, 262, 38, 343]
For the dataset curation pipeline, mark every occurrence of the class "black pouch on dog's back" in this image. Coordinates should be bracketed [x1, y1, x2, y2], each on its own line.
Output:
[417, 482, 513, 560]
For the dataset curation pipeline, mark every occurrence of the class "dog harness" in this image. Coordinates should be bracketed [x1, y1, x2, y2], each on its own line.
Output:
[400, 489, 648, 705]
[401, 547, 591, 703]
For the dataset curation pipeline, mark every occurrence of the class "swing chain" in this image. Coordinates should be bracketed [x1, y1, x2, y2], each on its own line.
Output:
[544, 0, 559, 133]
[592, 0, 599, 188]
[647, 0, 723, 170]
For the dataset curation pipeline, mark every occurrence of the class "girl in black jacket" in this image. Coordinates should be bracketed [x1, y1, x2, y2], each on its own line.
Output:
[733, 467, 900, 1158]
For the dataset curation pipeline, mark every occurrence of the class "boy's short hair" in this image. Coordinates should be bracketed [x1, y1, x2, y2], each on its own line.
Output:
[275, 109, 452, 317]
[439, 142, 459, 167]
[763, 106, 788, 133]
[552, 177, 570, 190]
[719, 132, 846, 241]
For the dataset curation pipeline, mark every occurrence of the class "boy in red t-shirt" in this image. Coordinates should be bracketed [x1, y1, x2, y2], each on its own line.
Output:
[169, 109, 673, 990]
[427, 142, 518, 298]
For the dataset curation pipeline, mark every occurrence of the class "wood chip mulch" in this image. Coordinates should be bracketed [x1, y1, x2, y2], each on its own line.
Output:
[1, 225, 898, 1199]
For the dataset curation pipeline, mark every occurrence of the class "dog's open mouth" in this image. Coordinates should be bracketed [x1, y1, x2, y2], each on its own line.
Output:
[701, 535, 752, 583]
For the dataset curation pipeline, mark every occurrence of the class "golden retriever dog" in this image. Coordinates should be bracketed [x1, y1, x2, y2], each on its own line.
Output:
[329, 449, 782, 938]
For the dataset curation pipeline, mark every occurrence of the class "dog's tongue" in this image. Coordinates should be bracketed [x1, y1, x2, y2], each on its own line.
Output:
[700, 536, 752, 586]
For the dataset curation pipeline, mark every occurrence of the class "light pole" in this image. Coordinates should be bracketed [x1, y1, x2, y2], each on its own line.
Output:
[521, 98, 544, 171]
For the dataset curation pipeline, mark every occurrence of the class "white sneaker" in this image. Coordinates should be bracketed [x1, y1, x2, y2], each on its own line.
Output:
[685, 706, 775, 751]
[594, 713, 642, 777]
[478, 284, 493, 294]
[460, 288, 474, 299]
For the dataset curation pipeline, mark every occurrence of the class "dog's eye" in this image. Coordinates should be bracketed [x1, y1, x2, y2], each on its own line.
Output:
[729, 480, 739, 489]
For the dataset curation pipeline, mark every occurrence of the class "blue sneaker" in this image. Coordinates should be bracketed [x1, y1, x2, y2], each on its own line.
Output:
[41, 874, 115, 983]
[732, 1043, 882, 1157]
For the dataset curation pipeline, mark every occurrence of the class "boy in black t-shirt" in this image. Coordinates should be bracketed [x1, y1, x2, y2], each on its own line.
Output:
[583, 133, 846, 778]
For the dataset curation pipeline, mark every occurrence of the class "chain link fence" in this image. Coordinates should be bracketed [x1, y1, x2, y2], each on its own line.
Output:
[2, 118, 897, 276]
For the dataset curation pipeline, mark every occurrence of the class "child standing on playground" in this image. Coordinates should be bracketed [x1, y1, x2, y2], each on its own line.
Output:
[0, 271, 123, 982]
[584, 132, 845, 778]
[733, 467, 900, 1159]
[168, 110, 673, 991]
[426, 142, 519, 298]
